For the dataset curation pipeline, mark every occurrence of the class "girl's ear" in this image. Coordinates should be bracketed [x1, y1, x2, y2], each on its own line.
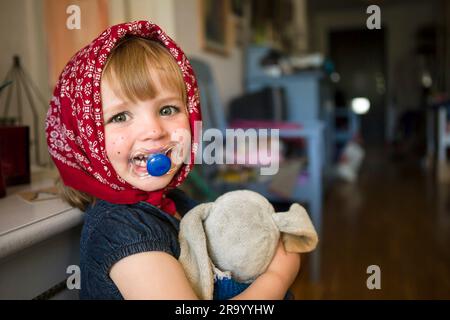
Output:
[272, 203, 319, 253]
[178, 202, 215, 300]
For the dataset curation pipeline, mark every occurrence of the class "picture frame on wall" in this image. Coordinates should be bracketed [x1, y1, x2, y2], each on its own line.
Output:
[199, 0, 232, 56]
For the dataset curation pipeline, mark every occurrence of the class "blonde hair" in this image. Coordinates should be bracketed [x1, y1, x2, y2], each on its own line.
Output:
[56, 177, 95, 211]
[102, 36, 187, 104]
[58, 36, 186, 211]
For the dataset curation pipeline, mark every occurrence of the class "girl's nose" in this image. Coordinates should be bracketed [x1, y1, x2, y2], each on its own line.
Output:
[137, 114, 167, 141]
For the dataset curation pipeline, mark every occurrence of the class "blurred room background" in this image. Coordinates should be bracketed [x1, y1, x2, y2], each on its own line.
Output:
[0, 0, 449, 299]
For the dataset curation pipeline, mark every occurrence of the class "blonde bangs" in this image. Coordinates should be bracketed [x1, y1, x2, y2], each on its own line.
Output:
[102, 37, 186, 104]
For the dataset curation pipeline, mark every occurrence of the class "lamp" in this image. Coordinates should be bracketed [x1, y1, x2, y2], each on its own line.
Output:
[351, 97, 371, 115]
[0, 55, 48, 166]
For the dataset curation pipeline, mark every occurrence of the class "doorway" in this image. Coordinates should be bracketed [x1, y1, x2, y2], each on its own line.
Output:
[329, 28, 387, 146]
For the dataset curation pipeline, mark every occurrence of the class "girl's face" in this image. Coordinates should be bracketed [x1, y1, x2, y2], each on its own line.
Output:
[101, 78, 191, 192]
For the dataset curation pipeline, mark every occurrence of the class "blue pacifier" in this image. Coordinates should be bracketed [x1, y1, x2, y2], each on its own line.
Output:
[129, 141, 183, 178]
[147, 153, 172, 177]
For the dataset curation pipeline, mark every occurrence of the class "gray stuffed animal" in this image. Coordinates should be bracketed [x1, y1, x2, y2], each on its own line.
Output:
[179, 190, 319, 300]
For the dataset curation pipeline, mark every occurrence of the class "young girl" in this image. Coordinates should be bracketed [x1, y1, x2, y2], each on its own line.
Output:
[46, 21, 300, 300]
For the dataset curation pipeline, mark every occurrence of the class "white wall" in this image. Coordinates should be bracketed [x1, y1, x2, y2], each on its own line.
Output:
[173, 0, 243, 108]
[0, 0, 50, 166]
[110, 0, 243, 109]
[108, 0, 177, 39]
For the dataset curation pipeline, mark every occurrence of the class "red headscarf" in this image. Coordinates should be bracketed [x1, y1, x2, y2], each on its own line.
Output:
[45, 21, 202, 215]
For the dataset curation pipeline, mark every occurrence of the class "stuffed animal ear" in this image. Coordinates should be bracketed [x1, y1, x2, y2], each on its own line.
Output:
[178, 203, 215, 300]
[272, 203, 319, 253]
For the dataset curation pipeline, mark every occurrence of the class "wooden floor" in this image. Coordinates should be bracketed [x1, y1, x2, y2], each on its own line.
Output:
[291, 148, 450, 299]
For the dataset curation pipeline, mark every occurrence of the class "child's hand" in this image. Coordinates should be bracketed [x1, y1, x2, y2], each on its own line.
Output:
[265, 239, 301, 288]
[231, 240, 301, 300]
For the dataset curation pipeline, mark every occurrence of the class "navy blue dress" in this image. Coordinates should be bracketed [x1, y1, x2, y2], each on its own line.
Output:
[79, 188, 197, 299]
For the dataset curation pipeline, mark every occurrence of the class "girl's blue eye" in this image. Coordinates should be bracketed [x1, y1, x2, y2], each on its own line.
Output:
[110, 112, 129, 123]
[160, 105, 180, 116]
